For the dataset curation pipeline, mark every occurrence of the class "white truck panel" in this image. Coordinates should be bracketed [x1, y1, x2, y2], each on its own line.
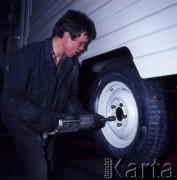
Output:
[135, 49, 177, 78]
[27, 0, 109, 43]
[23, 0, 177, 78]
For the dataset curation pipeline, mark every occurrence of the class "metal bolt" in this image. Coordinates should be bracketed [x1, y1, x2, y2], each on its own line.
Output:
[119, 103, 123, 107]
[111, 105, 116, 109]
[122, 115, 127, 119]
[117, 123, 122, 127]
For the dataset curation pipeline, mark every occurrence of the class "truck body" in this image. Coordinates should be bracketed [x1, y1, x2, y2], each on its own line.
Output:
[19, 0, 177, 78]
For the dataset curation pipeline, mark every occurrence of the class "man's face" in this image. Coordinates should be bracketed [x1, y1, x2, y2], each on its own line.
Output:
[63, 32, 89, 57]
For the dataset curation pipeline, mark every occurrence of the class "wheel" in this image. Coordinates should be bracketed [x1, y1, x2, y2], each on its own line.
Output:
[90, 57, 173, 166]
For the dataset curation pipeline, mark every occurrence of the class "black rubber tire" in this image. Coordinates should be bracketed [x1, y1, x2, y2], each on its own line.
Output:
[90, 57, 173, 167]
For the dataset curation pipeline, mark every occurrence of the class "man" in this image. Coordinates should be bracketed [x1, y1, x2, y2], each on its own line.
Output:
[1, 10, 106, 180]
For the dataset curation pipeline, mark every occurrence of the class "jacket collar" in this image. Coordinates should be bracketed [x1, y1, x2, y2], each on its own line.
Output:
[44, 37, 75, 67]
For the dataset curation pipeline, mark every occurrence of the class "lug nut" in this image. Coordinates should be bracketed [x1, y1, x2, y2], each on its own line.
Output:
[111, 105, 116, 109]
[117, 123, 122, 127]
[119, 103, 123, 107]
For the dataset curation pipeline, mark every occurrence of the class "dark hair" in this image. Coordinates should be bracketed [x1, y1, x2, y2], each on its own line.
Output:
[52, 10, 96, 41]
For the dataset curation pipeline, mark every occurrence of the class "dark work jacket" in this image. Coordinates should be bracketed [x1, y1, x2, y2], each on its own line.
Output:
[1, 38, 85, 130]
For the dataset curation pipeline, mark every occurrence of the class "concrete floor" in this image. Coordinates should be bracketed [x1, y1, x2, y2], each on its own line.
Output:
[0, 133, 105, 180]
[1, 132, 177, 180]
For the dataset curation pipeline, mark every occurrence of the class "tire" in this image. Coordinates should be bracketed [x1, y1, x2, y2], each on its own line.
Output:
[90, 57, 173, 167]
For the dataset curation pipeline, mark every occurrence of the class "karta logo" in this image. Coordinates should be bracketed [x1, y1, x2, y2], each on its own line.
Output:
[104, 158, 176, 179]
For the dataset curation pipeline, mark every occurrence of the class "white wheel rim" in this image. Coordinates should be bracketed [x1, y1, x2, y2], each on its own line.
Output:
[96, 81, 138, 148]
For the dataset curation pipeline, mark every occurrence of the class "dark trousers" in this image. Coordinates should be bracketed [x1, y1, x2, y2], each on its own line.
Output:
[3, 119, 55, 180]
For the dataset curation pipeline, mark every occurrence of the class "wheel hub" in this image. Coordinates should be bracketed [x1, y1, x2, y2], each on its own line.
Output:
[116, 106, 127, 121]
[97, 81, 138, 148]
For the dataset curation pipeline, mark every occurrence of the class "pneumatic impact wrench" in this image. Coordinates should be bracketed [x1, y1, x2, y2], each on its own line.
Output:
[42, 114, 116, 140]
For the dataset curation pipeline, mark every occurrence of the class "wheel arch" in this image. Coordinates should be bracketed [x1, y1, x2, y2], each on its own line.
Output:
[81, 46, 135, 74]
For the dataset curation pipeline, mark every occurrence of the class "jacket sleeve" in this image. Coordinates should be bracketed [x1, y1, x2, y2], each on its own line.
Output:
[1, 51, 45, 122]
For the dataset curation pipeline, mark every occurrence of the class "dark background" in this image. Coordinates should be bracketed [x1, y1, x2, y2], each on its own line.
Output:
[0, 0, 21, 59]
[0, 0, 21, 30]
